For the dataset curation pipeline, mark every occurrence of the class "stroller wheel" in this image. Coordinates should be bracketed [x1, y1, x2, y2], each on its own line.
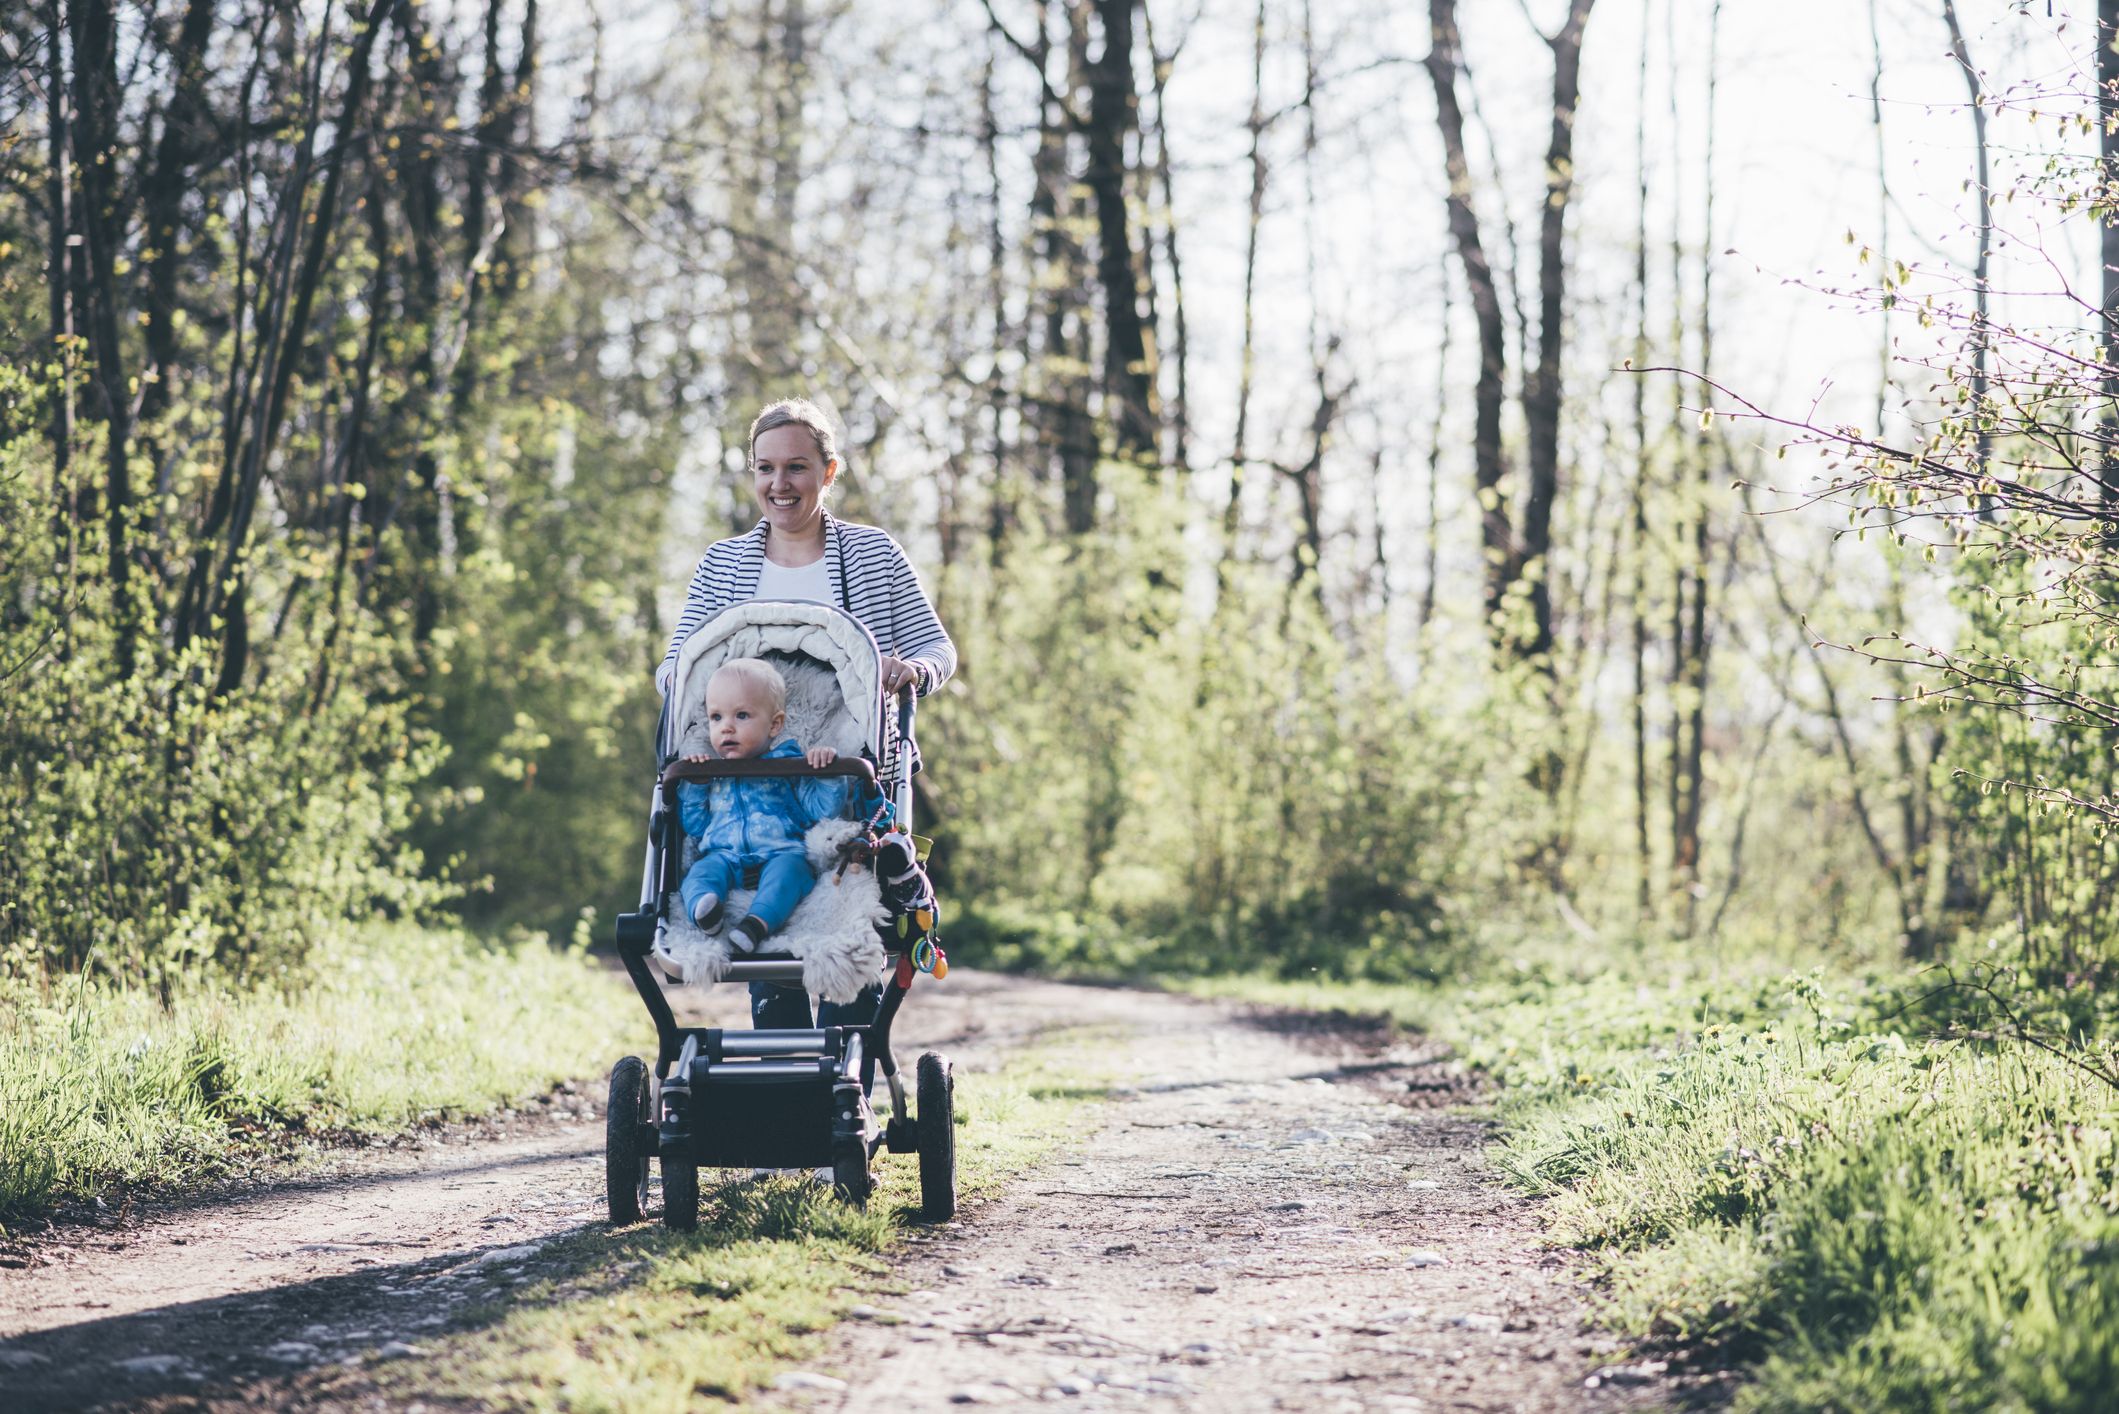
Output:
[831, 1141, 872, 1209]
[662, 1157, 699, 1231]
[916, 1052, 957, 1222]
[605, 1057, 651, 1224]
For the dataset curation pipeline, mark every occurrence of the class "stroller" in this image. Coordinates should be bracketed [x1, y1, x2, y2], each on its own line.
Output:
[605, 600, 955, 1229]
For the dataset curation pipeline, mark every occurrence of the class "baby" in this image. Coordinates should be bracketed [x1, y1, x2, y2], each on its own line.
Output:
[677, 657, 850, 947]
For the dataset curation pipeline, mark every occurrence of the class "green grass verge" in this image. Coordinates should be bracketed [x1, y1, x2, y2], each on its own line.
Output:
[0, 925, 635, 1229]
[375, 1031, 1110, 1409]
[1181, 958, 2119, 1412]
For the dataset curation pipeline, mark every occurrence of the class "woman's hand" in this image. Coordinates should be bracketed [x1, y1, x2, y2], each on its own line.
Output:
[880, 656, 923, 696]
[805, 746, 838, 769]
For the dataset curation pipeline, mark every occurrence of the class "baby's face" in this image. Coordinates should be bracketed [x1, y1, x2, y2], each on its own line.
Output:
[703, 676, 784, 759]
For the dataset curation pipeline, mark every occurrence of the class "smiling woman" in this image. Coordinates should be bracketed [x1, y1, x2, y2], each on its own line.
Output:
[656, 400, 956, 703]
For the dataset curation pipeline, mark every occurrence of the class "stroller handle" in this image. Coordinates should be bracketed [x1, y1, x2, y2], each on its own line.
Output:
[658, 756, 878, 788]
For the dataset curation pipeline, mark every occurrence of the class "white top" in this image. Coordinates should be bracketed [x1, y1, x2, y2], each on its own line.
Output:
[753, 554, 833, 605]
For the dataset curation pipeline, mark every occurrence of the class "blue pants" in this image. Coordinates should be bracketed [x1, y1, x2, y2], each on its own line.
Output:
[680, 850, 815, 934]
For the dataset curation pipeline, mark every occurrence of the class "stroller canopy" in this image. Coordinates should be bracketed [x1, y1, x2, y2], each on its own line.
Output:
[668, 601, 884, 763]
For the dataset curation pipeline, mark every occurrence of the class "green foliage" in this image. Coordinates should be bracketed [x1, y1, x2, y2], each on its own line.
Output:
[1929, 560, 2119, 975]
[0, 925, 634, 1229]
[925, 472, 1527, 980]
[397, 395, 669, 941]
[0, 361, 443, 981]
[1469, 962, 2119, 1409]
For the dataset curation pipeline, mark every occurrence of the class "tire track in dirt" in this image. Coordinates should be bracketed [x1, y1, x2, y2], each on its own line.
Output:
[0, 974, 1690, 1411]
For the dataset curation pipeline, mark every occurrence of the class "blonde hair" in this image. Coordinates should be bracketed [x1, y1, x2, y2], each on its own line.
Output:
[708, 657, 788, 716]
[748, 398, 839, 468]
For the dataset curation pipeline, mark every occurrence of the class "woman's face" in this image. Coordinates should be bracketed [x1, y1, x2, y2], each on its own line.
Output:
[751, 424, 836, 538]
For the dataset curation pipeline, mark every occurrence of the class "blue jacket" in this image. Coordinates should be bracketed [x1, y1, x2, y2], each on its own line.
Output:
[678, 738, 853, 864]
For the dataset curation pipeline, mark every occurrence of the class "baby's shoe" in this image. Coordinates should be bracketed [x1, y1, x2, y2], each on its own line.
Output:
[691, 893, 723, 929]
[733, 915, 771, 949]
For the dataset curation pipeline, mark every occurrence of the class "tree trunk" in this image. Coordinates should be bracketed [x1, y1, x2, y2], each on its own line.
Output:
[2103, 0, 2119, 513]
[1662, 0, 1689, 904]
[387, 0, 452, 650]
[1425, 0, 1510, 635]
[1674, 0, 1721, 931]
[1286, 349, 1343, 597]
[1630, 0, 1652, 918]
[1418, 275, 1452, 642]
[1521, 0, 1598, 663]
[1291, 0, 1325, 599]
[1085, 0, 1157, 468]
[500, 0, 538, 296]
[1226, 0, 1268, 561]
[1051, 4, 1097, 532]
[44, 1, 77, 587]
[1142, 0, 1188, 471]
[1940, 0, 1992, 489]
[137, 0, 217, 438]
[214, 0, 395, 693]
[68, 0, 135, 669]
[981, 40, 1014, 560]
[457, 0, 504, 389]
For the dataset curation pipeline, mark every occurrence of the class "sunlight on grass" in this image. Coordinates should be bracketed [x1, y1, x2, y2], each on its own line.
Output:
[392, 1032, 1110, 1410]
[0, 926, 634, 1228]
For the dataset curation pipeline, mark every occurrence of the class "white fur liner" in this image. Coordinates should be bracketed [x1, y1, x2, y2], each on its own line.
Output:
[653, 818, 887, 1004]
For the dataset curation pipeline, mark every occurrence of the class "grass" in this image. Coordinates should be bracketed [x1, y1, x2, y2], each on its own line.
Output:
[1179, 952, 2119, 1412]
[371, 1030, 1111, 1409]
[0, 924, 636, 1229]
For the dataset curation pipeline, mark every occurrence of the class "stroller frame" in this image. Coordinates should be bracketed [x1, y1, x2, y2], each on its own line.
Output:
[604, 602, 956, 1230]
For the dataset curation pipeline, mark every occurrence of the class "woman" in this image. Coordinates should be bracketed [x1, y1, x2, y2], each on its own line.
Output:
[657, 399, 956, 701]
[659, 398, 956, 1031]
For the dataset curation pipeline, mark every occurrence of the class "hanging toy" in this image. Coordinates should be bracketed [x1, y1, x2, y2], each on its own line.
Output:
[910, 936, 948, 978]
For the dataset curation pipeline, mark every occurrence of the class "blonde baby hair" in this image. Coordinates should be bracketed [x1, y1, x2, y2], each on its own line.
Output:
[709, 657, 789, 716]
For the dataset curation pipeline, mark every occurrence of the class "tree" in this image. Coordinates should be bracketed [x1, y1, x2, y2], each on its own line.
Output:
[1427, 0, 1600, 661]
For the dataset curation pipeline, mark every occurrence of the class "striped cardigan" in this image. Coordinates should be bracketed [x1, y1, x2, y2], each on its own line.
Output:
[658, 515, 958, 695]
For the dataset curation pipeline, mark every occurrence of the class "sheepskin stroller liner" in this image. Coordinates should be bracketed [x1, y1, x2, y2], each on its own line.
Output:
[605, 599, 955, 1225]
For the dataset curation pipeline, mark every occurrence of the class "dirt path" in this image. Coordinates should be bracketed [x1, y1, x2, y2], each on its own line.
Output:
[771, 984, 1678, 1414]
[0, 974, 1686, 1412]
